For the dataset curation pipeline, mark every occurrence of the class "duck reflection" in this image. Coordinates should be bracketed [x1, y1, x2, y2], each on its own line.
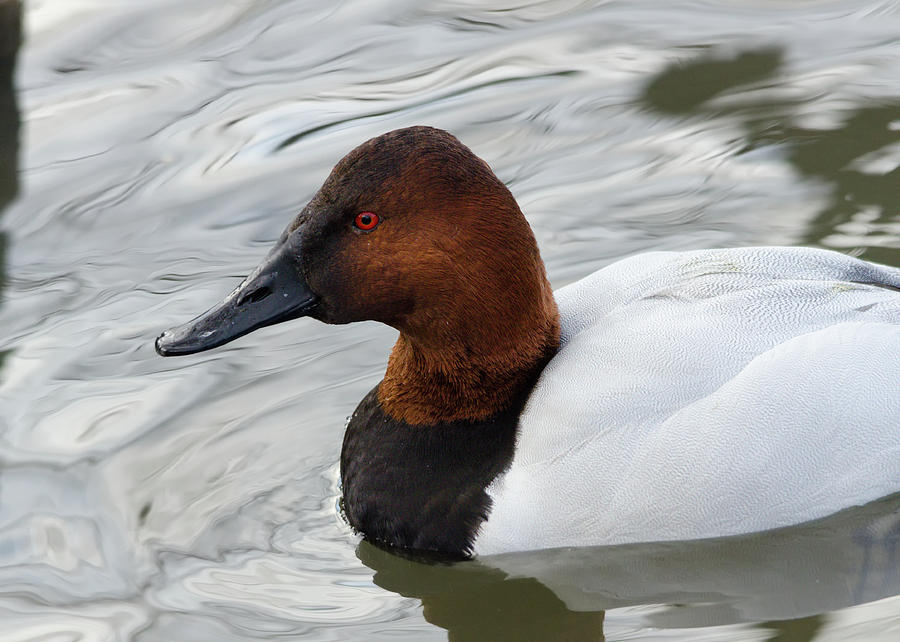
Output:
[358, 543, 605, 642]
[0, 0, 20, 376]
[359, 495, 900, 641]
[640, 46, 900, 266]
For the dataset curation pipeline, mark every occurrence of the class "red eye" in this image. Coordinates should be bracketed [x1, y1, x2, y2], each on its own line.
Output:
[354, 211, 379, 231]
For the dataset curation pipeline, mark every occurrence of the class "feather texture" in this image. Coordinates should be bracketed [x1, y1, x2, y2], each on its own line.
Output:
[476, 247, 900, 554]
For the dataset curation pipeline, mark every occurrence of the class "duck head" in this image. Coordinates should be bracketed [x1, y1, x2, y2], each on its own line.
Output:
[156, 126, 559, 424]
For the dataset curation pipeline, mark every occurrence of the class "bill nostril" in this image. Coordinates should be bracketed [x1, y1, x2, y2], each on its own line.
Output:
[237, 286, 272, 307]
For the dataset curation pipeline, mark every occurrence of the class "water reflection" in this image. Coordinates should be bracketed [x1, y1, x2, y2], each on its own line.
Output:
[0, 0, 19, 380]
[0, 0, 17, 212]
[642, 47, 784, 115]
[1, 0, 899, 639]
[361, 495, 900, 641]
[0, 0, 22, 296]
[761, 616, 823, 642]
[783, 104, 900, 265]
[640, 45, 900, 266]
[360, 545, 606, 642]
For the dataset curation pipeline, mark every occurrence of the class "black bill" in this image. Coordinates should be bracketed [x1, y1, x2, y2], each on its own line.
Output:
[155, 232, 318, 356]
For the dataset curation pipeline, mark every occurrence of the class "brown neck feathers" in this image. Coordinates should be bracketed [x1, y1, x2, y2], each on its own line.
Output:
[378, 269, 560, 426]
[340, 127, 563, 425]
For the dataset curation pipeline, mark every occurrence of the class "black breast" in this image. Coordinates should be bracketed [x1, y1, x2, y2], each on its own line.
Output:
[340, 388, 524, 558]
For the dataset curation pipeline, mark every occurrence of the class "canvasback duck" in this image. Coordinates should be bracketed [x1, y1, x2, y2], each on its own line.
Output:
[156, 126, 900, 558]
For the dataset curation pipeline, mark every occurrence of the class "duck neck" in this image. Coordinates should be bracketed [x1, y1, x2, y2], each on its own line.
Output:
[378, 283, 560, 426]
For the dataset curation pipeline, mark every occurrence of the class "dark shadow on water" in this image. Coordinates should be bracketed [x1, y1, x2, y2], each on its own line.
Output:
[779, 105, 900, 258]
[0, 0, 20, 382]
[642, 47, 784, 115]
[0, 1, 18, 206]
[0, 0, 19, 211]
[639, 46, 900, 266]
[760, 615, 824, 642]
[358, 543, 606, 642]
[359, 495, 900, 641]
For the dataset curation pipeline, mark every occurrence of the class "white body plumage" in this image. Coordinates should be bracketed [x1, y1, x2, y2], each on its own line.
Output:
[476, 247, 900, 555]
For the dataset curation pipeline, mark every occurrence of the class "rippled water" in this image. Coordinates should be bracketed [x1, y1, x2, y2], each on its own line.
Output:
[1, 0, 900, 640]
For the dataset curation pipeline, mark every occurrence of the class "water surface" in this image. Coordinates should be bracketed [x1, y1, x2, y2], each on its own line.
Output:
[1, 0, 900, 640]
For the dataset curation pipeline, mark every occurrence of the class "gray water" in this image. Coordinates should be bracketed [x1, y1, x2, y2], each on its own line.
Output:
[1, 0, 900, 640]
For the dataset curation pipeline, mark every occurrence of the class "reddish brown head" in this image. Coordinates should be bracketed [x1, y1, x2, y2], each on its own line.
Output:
[157, 126, 559, 425]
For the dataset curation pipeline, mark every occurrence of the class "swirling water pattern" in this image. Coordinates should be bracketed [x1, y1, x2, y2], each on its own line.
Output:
[1, 0, 900, 640]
